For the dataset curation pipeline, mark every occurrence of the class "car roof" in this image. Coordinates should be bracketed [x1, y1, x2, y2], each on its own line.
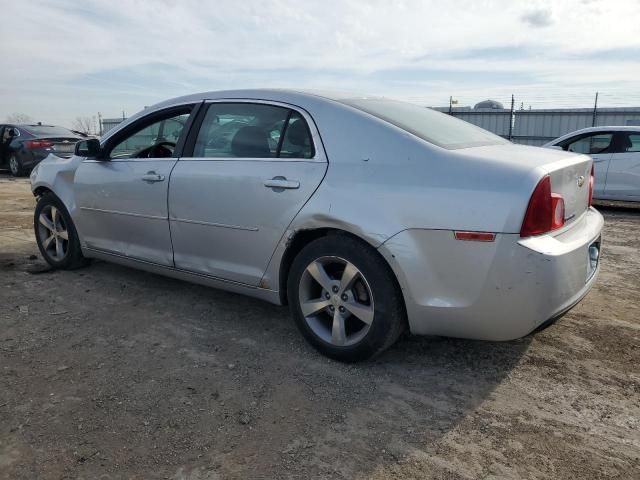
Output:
[545, 126, 640, 145]
[152, 88, 356, 106]
[101, 88, 371, 142]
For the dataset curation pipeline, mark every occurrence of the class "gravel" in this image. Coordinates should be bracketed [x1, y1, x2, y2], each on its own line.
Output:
[1, 175, 639, 479]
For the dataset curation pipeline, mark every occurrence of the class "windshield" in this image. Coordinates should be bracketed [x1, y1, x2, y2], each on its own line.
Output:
[339, 98, 508, 149]
[23, 125, 76, 137]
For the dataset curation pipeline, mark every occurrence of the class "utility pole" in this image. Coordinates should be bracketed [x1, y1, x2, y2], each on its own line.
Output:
[508, 94, 515, 141]
[97, 112, 102, 136]
[592, 92, 599, 127]
[448, 96, 458, 115]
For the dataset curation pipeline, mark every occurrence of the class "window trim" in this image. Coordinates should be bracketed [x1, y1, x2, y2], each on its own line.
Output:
[180, 99, 326, 163]
[99, 102, 201, 161]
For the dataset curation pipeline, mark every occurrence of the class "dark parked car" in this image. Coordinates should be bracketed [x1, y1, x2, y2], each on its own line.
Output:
[0, 124, 82, 176]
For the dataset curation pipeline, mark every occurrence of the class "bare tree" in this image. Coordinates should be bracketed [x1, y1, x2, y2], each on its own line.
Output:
[72, 116, 94, 135]
[6, 113, 33, 124]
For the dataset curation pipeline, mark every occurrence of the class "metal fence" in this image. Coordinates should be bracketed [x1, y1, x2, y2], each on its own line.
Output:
[101, 118, 125, 135]
[438, 106, 640, 146]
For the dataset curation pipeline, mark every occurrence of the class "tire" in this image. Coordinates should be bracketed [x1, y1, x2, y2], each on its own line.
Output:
[287, 234, 406, 362]
[9, 154, 24, 177]
[34, 193, 88, 270]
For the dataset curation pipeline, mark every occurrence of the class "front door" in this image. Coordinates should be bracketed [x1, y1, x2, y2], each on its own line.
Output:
[73, 106, 195, 265]
[169, 101, 327, 286]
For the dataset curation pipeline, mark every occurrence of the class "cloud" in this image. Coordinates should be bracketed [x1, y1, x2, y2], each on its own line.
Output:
[521, 8, 554, 28]
[0, 0, 639, 125]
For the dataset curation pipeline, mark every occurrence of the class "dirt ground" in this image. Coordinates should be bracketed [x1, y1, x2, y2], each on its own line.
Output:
[1, 173, 639, 480]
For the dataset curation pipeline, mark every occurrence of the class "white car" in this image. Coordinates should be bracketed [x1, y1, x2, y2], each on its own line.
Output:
[544, 126, 640, 202]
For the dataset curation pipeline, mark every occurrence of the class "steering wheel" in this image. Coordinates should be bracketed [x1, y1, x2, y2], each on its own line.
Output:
[146, 141, 176, 158]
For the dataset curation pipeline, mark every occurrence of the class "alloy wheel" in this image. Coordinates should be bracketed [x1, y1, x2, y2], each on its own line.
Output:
[298, 256, 375, 346]
[37, 205, 69, 261]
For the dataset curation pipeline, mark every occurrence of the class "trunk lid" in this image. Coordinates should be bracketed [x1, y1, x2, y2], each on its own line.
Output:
[456, 143, 592, 230]
[547, 156, 591, 226]
[45, 137, 80, 157]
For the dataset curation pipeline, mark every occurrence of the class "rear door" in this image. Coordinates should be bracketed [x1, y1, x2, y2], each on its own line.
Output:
[169, 100, 327, 286]
[602, 132, 640, 201]
[558, 131, 615, 196]
[73, 105, 197, 265]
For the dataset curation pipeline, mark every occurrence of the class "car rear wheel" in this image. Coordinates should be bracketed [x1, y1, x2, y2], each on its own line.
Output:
[9, 154, 24, 177]
[287, 234, 406, 362]
[34, 193, 88, 269]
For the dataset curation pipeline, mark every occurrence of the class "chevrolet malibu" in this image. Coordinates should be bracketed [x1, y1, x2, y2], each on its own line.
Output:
[30, 89, 604, 361]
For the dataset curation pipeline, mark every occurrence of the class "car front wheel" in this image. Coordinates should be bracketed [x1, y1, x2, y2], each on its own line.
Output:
[287, 234, 406, 362]
[34, 193, 88, 269]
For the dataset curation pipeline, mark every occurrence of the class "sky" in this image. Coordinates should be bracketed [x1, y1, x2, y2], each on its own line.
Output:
[1, 0, 640, 129]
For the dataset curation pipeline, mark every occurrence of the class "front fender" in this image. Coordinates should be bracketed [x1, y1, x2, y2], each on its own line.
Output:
[30, 154, 83, 220]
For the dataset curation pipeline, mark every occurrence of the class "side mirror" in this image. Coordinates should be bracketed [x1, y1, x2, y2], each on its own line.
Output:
[7, 128, 18, 137]
[75, 138, 102, 158]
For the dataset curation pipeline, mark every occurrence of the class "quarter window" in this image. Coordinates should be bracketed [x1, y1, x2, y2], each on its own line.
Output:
[625, 134, 640, 152]
[192, 103, 314, 159]
[109, 110, 192, 159]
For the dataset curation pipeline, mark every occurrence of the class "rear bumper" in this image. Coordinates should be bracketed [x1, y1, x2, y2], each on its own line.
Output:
[378, 208, 604, 341]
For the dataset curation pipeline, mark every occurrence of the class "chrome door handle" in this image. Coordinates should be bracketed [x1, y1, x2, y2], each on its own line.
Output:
[264, 177, 300, 189]
[141, 172, 165, 183]
[593, 159, 606, 163]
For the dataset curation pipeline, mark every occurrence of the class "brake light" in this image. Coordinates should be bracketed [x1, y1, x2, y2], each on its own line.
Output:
[25, 139, 53, 149]
[520, 175, 565, 237]
[588, 164, 594, 207]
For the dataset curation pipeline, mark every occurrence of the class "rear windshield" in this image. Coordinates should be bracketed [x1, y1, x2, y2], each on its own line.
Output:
[339, 98, 508, 149]
[23, 125, 76, 137]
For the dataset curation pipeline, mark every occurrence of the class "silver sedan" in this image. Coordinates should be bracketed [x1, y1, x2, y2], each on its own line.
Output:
[30, 90, 604, 361]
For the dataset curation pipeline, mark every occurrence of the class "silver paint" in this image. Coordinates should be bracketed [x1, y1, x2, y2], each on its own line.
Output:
[31, 89, 604, 341]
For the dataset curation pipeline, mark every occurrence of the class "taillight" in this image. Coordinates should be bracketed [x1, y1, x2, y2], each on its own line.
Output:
[588, 164, 594, 207]
[520, 175, 565, 237]
[25, 139, 53, 149]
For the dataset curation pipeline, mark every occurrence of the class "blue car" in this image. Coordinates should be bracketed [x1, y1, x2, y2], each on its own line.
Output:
[0, 124, 82, 176]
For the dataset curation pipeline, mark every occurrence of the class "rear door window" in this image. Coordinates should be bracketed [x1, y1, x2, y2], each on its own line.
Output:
[192, 103, 314, 159]
[278, 112, 315, 159]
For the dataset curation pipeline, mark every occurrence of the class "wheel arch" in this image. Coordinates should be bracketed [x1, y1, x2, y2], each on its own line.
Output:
[276, 227, 405, 312]
[33, 185, 54, 198]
